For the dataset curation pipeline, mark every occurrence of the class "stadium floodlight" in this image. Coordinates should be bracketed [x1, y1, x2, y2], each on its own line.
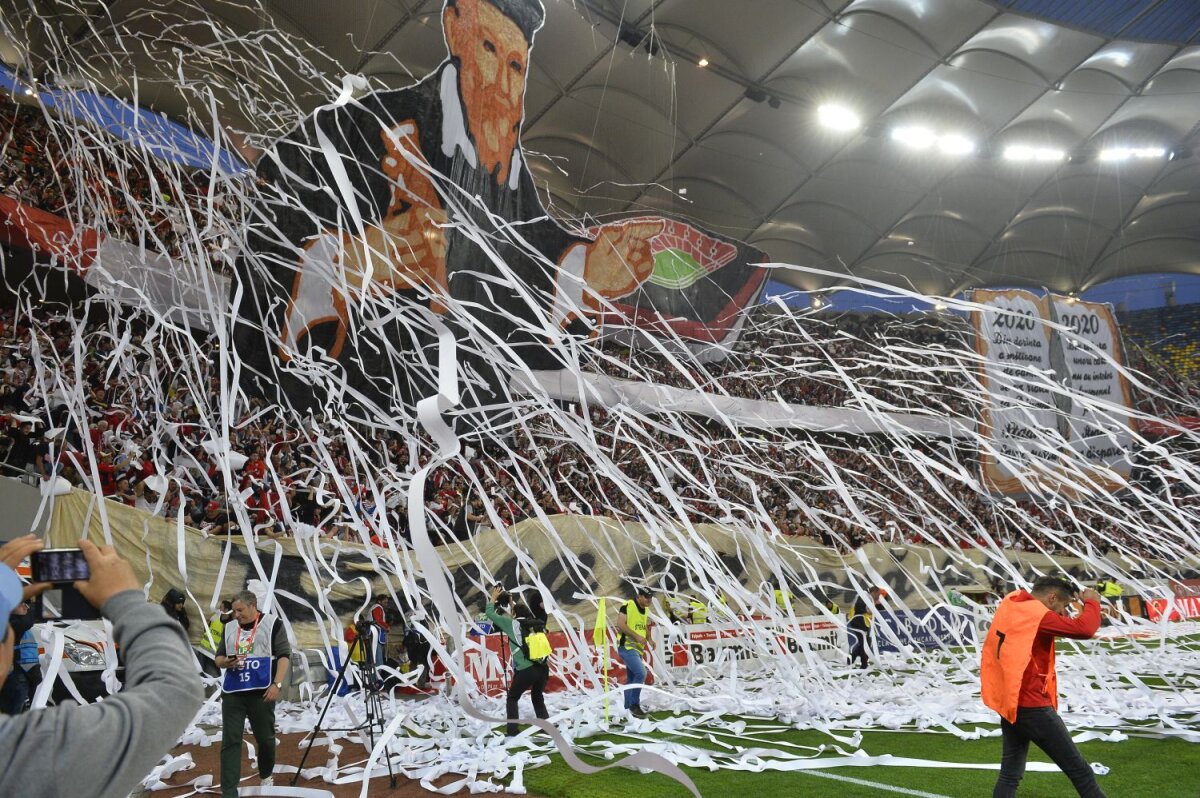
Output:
[697, 57, 709, 68]
[892, 125, 936, 150]
[1004, 145, 1064, 162]
[938, 133, 975, 155]
[818, 103, 860, 132]
[1098, 146, 1164, 162]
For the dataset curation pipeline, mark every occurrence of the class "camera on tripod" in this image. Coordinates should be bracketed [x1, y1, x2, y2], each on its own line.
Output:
[355, 618, 379, 635]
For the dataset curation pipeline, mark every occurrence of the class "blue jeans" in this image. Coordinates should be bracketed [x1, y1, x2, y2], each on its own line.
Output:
[617, 647, 645, 709]
[994, 706, 1106, 798]
[375, 631, 388, 667]
[0, 667, 30, 714]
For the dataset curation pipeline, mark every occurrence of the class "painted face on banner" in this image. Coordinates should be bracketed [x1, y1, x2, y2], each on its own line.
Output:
[445, 0, 530, 184]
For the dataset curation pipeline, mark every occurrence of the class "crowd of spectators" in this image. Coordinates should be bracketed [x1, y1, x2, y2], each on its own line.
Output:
[0, 104, 235, 273]
[0, 297, 1195, 569]
[0, 100, 1196, 567]
[592, 309, 975, 418]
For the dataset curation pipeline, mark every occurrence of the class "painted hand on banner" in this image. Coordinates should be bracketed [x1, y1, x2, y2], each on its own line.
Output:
[278, 121, 451, 360]
[339, 121, 448, 304]
[582, 219, 664, 306]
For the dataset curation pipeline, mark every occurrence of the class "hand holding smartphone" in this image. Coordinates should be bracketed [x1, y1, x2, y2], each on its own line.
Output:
[31, 548, 91, 583]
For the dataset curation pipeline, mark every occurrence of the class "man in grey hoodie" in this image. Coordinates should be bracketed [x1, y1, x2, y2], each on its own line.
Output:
[0, 535, 204, 798]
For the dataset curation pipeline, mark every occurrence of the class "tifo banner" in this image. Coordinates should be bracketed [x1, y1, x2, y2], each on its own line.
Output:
[233, 5, 768, 414]
[876, 606, 976, 653]
[589, 217, 768, 346]
[1048, 295, 1135, 491]
[971, 289, 1135, 497]
[659, 616, 845, 672]
[0, 195, 226, 331]
[971, 288, 1060, 495]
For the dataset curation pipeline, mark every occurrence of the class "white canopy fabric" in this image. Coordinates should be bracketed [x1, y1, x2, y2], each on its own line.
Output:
[3, 0, 1200, 296]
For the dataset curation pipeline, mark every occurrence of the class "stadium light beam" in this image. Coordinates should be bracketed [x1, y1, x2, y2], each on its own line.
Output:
[938, 133, 975, 155]
[818, 103, 860, 132]
[892, 126, 936, 150]
[1004, 145, 1065, 162]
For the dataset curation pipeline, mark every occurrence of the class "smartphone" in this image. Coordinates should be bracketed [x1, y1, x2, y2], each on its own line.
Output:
[31, 548, 91, 584]
[35, 585, 101, 621]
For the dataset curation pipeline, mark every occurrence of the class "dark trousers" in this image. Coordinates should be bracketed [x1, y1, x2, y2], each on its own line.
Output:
[505, 662, 549, 735]
[221, 691, 277, 798]
[406, 635, 431, 687]
[0, 666, 40, 714]
[994, 706, 1106, 798]
[848, 629, 869, 669]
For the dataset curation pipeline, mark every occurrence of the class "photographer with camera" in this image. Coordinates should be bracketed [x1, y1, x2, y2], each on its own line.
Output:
[486, 585, 553, 737]
[0, 535, 204, 798]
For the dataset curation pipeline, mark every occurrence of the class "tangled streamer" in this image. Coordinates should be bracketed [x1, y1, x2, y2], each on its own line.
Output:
[0, 0, 1197, 793]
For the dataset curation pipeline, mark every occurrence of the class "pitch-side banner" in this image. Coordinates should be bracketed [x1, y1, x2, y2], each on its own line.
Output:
[1047, 295, 1135, 490]
[971, 289, 1061, 495]
[876, 606, 976, 652]
[658, 616, 846, 673]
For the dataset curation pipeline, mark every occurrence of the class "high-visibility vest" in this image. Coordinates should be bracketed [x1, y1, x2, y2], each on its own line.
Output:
[619, 599, 649, 653]
[1101, 581, 1123, 599]
[980, 592, 1053, 723]
[200, 616, 226, 652]
[774, 589, 792, 610]
[848, 602, 873, 628]
[344, 625, 369, 663]
[689, 600, 708, 625]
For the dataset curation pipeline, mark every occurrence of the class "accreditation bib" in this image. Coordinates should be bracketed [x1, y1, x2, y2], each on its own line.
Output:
[222, 656, 273, 693]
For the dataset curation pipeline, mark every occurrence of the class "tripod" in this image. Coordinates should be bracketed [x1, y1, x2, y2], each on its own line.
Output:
[293, 623, 397, 788]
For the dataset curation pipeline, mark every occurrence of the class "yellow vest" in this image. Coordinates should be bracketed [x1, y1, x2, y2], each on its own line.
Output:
[774, 589, 792, 610]
[200, 616, 225, 651]
[345, 624, 369, 663]
[689, 600, 708, 625]
[621, 599, 649, 653]
[1101, 581, 1123, 598]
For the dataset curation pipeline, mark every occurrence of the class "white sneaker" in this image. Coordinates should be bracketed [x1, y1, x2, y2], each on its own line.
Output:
[261, 775, 274, 787]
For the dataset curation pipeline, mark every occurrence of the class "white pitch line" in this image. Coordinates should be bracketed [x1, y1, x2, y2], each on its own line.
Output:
[797, 768, 954, 798]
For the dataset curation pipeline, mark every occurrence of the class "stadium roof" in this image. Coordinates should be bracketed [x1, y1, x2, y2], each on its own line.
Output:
[3, 0, 1200, 297]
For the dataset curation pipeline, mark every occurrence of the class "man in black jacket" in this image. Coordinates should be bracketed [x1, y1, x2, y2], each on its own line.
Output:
[848, 586, 882, 669]
[160, 587, 190, 632]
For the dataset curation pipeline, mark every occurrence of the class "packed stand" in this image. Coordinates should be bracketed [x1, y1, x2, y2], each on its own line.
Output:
[0, 102, 237, 274]
[0, 300, 1195, 568]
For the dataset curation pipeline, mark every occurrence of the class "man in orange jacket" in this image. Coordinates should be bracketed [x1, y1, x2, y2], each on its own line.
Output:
[981, 575, 1105, 798]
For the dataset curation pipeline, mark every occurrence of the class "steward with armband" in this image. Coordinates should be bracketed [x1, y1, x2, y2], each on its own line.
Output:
[981, 576, 1106, 798]
[485, 585, 552, 736]
[216, 590, 291, 796]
